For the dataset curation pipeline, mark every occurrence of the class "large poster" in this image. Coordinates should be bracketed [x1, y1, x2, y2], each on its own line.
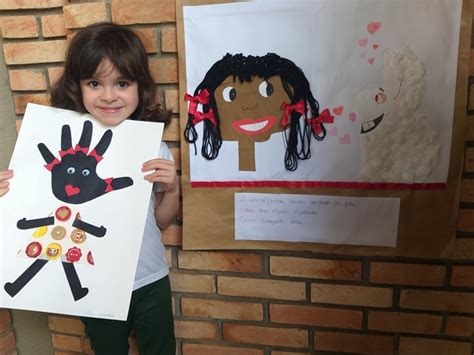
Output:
[0, 104, 163, 320]
[177, 0, 468, 256]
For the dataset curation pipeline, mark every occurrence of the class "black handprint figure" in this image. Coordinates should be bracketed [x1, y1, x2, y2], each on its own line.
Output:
[4, 120, 133, 301]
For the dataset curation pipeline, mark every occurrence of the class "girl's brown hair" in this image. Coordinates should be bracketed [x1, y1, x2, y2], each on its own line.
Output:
[51, 22, 170, 123]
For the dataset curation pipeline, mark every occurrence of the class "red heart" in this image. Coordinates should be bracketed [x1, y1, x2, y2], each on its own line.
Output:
[373, 43, 379, 50]
[367, 21, 381, 35]
[333, 105, 344, 116]
[368, 57, 375, 65]
[65, 185, 80, 196]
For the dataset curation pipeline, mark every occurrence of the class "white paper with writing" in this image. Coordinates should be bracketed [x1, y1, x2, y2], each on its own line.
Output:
[235, 193, 400, 247]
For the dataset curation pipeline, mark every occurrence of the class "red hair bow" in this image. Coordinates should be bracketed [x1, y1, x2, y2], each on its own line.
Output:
[307, 108, 334, 136]
[184, 89, 210, 115]
[280, 100, 306, 126]
[192, 109, 217, 126]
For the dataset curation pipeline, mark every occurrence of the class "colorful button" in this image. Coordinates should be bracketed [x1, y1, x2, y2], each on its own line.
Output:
[70, 229, 86, 244]
[25, 242, 42, 258]
[32, 226, 47, 238]
[65, 247, 82, 263]
[51, 226, 66, 240]
[45, 243, 62, 260]
[55, 206, 72, 221]
[87, 251, 94, 265]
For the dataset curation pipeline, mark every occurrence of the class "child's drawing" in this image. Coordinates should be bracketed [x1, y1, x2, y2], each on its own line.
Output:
[4, 120, 133, 301]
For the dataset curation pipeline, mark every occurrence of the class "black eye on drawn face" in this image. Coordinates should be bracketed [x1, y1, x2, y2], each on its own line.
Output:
[258, 80, 274, 98]
[82, 169, 90, 176]
[222, 86, 237, 102]
[67, 167, 76, 175]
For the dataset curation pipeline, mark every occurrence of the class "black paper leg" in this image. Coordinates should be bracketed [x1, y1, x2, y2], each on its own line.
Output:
[62, 262, 88, 301]
[4, 259, 48, 297]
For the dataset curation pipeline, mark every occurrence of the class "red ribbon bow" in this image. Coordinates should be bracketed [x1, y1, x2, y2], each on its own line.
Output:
[184, 89, 210, 115]
[192, 109, 217, 126]
[58, 147, 75, 158]
[88, 149, 103, 162]
[307, 108, 334, 136]
[280, 100, 306, 126]
[44, 158, 60, 171]
[74, 144, 89, 155]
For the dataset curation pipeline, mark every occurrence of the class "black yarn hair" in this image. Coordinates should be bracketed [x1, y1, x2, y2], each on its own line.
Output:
[184, 52, 326, 171]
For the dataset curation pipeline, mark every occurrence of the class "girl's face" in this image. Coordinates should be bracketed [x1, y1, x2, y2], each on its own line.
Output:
[80, 58, 139, 126]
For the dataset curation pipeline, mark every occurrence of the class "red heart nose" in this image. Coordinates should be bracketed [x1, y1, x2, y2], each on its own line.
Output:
[65, 185, 81, 196]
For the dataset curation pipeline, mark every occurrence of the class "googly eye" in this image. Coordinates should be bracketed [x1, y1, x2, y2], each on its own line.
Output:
[375, 92, 387, 104]
[82, 169, 90, 176]
[67, 167, 76, 174]
[258, 80, 274, 98]
[222, 86, 237, 102]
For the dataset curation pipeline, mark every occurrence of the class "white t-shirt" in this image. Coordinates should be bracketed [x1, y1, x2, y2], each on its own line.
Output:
[133, 142, 172, 290]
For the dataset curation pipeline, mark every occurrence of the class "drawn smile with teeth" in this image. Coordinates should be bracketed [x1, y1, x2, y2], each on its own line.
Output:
[241, 120, 267, 132]
[232, 116, 277, 136]
[360, 113, 384, 134]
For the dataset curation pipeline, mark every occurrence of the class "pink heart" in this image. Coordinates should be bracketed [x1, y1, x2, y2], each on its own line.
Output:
[329, 127, 338, 136]
[65, 184, 80, 196]
[360, 52, 367, 59]
[358, 38, 368, 47]
[349, 112, 357, 122]
[367, 21, 381, 35]
[373, 43, 379, 50]
[333, 105, 344, 116]
[339, 133, 350, 144]
[368, 57, 375, 65]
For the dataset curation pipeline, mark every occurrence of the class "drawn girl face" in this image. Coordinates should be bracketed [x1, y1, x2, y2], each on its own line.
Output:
[215, 75, 291, 142]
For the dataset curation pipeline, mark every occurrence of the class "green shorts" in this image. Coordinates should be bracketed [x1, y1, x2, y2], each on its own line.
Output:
[82, 275, 175, 355]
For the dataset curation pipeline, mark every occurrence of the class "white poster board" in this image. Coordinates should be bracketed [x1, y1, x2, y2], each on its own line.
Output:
[183, 0, 462, 187]
[0, 104, 163, 320]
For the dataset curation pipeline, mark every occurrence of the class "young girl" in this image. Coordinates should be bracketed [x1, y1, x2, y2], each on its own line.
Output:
[0, 22, 178, 354]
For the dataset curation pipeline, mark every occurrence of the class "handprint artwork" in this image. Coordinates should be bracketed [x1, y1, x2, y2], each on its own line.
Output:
[4, 120, 133, 301]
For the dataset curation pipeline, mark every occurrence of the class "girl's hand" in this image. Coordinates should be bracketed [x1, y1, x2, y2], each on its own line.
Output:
[142, 159, 178, 193]
[0, 170, 13, 197]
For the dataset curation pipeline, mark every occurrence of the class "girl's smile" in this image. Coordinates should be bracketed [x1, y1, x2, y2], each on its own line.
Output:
[80, 58, 139, 126]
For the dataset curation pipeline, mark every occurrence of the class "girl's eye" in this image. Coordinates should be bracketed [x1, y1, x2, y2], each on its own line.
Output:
[67, 167, 76, 174]
[258, 80, 274, 98]
[81, 169, 90, 176]
[87, 81, 100, 88]
[117, 81, 130, 89]
[375, 92, 387, 104]
[222, 86, 237, 102]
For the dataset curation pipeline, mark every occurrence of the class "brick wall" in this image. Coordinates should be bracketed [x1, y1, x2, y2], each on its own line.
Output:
[0, 1, 473, 354]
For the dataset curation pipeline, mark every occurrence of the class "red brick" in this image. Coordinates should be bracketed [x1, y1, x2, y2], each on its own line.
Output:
[315, 331, 393, 353]
[0, 0, 67, 10]
[48, 67, 64, 87]
[270, 304, 362, 329]
[181, 297, 263, 321]
[150, 57, 178, 84]
[63, 3, 108, 29]
[134, 28, 158, 54]
[270, 256, 361, 280]
[51, 334, 83, 352]
[457, 209, 474, 232]
[83, 337, 93, 354]
[179, 251, 262, 273]
[451, 265, 474, 287]
[218, 276, 305, 301]
[48, 316, 85, 335]
[0, 310, 11, 334]
[9, 69, 46, 91]
[13, 94, 50, 114]
[163, 118, 180, 142]
[398, 337, 471, 355]
[223, 324, 308, 348]
[41, 14, 66, 38]
[461, 179, 474, 203]
[3, 40, 67, 65]
[0, 16, 38, 38]
[174, 320, 218, 339]
[161, 224, 182, 246]
[446, 238, 474, 260]
[400, 289, 474, 313]
[370, 262, 445, 286]
[311, 283, 393, 307]
[368, 311, 441, 334]
[182, 343, 263, 355]
[162, 26, 177, 52]
[169, 272, 215, 293]
[0, 331, 16, 354]
[111, 0, 175, 24]
[445, 316, 474, 337]
[464, 147, 474, 172]
[165, 89, 179, 113]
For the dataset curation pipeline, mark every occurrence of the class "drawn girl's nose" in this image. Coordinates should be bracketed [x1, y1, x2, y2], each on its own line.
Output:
[242, 102, 259, 110]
